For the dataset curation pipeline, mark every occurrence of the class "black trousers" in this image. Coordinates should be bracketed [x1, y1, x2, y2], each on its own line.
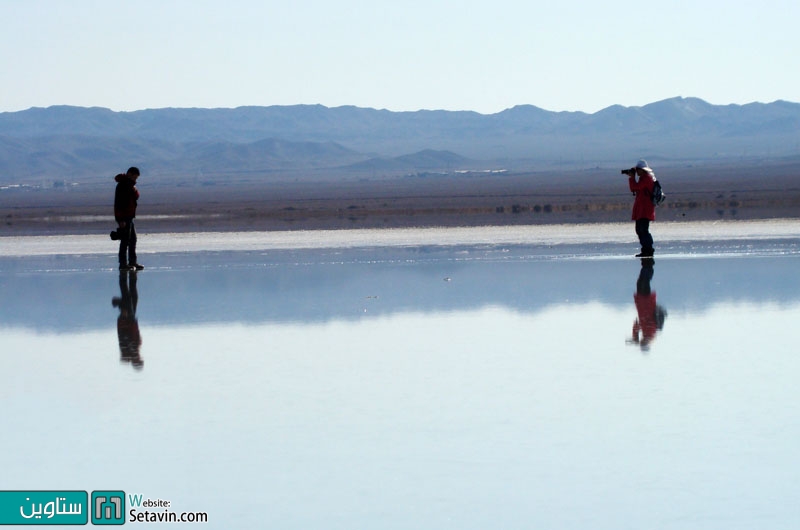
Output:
[118, 219, 137, 266]
[635, 218, 654, 254]
[636, 261, 654, 294]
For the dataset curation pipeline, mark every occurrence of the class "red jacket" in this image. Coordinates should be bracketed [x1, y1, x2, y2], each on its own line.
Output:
[629, 173, 656, 221]
[633, 292, 658, 346]
[114, 174, 139, 220]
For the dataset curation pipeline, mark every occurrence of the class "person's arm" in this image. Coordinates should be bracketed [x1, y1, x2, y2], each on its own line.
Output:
[629, 175, 653, 194]
[114, 185, 125, 227]
[629, 175, 640, 193]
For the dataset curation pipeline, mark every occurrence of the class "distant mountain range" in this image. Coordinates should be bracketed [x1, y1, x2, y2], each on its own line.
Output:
[1, 97, 799, 184]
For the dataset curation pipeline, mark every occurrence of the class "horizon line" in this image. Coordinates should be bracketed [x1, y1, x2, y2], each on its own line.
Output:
[2, 96, 798, 116]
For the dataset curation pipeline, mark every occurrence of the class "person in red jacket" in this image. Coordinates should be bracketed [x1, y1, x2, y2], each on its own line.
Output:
[627, 159, 657, 258]
[114, 167, 144, 271]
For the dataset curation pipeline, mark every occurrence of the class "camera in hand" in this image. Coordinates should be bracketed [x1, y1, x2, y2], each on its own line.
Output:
[621, 168, 637, 177]
[110, 229, 121, 240]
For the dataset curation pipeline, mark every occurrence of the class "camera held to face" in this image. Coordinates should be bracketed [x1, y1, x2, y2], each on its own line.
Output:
[621, 168, 637, 177]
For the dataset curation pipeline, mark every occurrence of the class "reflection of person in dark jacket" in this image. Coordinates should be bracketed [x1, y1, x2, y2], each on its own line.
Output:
[629, 260, 667, 352]
[112, 271, 143, 369]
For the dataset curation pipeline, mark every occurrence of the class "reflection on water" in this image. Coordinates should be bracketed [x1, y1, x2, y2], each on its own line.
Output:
[1, 247, 800, 529]
[628, 259, 668, 352]
[2, 246, 800, 332]
[113, 271, 143, 369]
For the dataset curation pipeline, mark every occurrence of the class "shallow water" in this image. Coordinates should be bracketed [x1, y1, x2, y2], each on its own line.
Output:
[1, 233, 800, 529]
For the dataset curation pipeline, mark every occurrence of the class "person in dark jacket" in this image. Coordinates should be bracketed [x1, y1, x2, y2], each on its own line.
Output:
[628, 159, 656, 258]
[114, 167, 143, 270]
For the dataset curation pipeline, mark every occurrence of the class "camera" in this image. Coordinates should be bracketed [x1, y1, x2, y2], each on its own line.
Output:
[110, 229, 121, 241]
[621, 168, 636, 177]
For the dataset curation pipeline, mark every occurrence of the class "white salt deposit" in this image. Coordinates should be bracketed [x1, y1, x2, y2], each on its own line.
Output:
[1, 219, 799, 257]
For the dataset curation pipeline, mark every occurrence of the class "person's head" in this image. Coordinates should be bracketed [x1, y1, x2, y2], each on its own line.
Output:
[126, 167, 140, 181]
[635, 159, 653, 178]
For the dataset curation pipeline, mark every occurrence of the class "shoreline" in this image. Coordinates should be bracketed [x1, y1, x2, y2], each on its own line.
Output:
[3, 218, 800, 258]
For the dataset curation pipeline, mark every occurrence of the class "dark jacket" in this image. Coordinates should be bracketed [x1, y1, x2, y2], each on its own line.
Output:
[114, 174, 139, 221]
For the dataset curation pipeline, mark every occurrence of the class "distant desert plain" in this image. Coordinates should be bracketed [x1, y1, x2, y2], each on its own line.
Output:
[2, 160, 799, 236]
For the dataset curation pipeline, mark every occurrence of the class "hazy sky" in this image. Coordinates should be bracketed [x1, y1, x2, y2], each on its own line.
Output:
[1, 0, 797, 114]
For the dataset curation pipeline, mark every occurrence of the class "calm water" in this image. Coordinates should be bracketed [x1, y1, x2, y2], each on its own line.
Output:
[1, 237, 799, 529]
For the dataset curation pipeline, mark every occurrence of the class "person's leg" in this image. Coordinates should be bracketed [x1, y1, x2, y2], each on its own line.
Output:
[129, 269, 138, 313]
[635, 218, 654, 256]
[643, 221, 654, 255]
[118, 240, 127, 268]
[637, 262, 654, 294]
[118, 222, 131, 268]
[634, 219, 645, 252]
[128, 221, 138, 267]
[118, 270, 132, 311]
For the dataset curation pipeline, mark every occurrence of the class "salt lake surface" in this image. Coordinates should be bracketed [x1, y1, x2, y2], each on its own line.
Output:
[1, 221, 799, 529]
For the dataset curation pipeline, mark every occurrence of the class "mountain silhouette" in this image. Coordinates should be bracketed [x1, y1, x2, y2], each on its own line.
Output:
[1, 97, 799, 183]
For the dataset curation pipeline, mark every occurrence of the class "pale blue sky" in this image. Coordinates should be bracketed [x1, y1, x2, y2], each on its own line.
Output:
[1, 0, 797, 114]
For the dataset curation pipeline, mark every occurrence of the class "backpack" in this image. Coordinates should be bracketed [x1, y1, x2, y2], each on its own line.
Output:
[651, 179, 666, 207]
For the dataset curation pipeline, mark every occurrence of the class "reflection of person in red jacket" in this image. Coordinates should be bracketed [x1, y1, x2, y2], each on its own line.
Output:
[629, 261, 667, 352]
[627, 159, 656, 258]
[112, 271, 143, 369]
